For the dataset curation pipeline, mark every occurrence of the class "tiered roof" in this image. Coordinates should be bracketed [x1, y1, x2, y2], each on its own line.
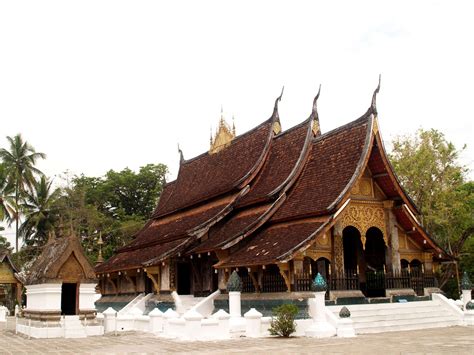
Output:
[96, 82, 447, 274]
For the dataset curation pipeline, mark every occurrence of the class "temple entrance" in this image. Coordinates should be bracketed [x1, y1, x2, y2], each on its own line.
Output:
[177, 262, 192, 295]
[61, 283, 77, 315]
[364, 227, 386, 297]
[343, 226, 363, 273]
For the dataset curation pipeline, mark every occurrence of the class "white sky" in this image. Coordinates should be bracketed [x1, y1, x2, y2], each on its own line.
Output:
[1, 1, 473, 246]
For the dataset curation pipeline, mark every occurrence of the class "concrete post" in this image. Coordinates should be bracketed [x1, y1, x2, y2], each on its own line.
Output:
[149, 308, 164, 333]
[183, 309, 203, 340]
[229, 291, 241, 318]
[211, 309, 230, 338]
[336, 307, 355, 337]
[103, 307, 117, 333]
[462, 289, 472, 310]
[163, 308, 179, 336]
[244, 308, 262, 338]
[305, 291, 336, 338]
[0, 306, 7, 322]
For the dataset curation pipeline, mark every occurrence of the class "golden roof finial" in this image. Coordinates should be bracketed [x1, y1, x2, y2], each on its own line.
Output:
[210, 106, 236, 154]
[96, 231, 104, 264]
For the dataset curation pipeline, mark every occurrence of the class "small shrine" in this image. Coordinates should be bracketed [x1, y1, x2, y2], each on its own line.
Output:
[0, 252, 22, 314]
[17, 231, 103, 338]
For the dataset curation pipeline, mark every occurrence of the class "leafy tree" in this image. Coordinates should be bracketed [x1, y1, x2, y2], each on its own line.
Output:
[20, 176, 61, 247]
[390, 129, 473, 290]
[73, 163, 167, 220]
[0, 134, 46, 252]
[0, 227, 13, 253]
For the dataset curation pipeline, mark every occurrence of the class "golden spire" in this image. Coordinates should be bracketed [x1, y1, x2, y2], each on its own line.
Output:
[96, 231, 104, 264]
[210, 106, 236, 154]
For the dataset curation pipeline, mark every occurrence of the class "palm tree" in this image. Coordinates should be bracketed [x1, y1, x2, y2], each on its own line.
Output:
[0, 164, 15, 222]
[20, 176, 61, 247]
[0, 134, 46, 252]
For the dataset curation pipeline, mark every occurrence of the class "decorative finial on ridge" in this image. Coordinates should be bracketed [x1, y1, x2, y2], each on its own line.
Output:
[371, 74, 381, 115]
[272, 86, 284, 118]
[177, 143, 184, 164]
[232, 115, 236, 135]
[311, 84, 322, 136]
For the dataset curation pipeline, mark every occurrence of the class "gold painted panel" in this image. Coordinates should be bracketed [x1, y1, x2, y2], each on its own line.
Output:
[339, 202, 387, 246]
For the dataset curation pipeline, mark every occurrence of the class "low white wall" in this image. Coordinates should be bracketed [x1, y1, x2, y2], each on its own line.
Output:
[25, 284, 62, 312]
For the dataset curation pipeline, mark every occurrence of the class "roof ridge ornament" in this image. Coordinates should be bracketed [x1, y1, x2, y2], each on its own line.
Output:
[178, 143, 184, 164]
[311, 84, 322, 136]
[371, 74, 381, 115]
[271, 86, 284, 134]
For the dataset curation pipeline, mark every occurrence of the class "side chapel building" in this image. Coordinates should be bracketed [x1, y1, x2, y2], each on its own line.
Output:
[96, 81, 448, 300]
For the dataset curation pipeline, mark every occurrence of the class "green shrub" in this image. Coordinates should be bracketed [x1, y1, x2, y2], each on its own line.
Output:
[269, 304, 298, 337]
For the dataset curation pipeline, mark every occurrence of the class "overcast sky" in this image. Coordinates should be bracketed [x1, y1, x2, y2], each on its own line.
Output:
[1, 1, 473, 245]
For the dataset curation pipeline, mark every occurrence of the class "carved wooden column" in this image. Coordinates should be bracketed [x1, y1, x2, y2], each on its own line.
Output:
[332, 223, 345, 273]
[384, 201, 401, 272]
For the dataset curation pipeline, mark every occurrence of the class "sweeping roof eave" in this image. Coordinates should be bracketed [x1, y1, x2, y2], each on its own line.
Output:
[396, 204, 452, 260]
[154, 114, 276, 218]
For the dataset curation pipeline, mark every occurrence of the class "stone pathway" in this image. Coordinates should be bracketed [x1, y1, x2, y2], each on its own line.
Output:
[0, 322, 473, 354]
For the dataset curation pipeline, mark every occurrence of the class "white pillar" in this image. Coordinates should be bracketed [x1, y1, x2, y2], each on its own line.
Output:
[305, 291, 336, 338]
[162, 308, 179, 336]
[462, 289, 472, 310]
[0, 306, 7, 322]
[229, 291, 241, 318]
[183, 309, 203, 340]
[244, 308, 262, 338]
[103, 307, 117, 333]
[212, 309, 230, 339]
[149, 308, 164, 333]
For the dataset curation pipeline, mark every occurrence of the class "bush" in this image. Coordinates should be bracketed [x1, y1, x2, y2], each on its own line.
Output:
[269, 304, 298, 337]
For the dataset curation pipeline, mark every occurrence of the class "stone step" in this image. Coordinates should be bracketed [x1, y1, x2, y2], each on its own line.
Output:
[353, 314, 460, 328]
[347, 311, 455, 323]
[356, 319, 461, 334]
[331, 306, 443, 318]
[329, 300, 438, 313]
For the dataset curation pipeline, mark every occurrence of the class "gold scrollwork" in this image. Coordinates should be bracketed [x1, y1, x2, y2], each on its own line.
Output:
[339, 203, 387, 247]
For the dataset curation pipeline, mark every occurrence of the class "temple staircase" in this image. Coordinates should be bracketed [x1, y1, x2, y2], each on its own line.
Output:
[176, 295, 206, 314]
[328, 297, 463, 334]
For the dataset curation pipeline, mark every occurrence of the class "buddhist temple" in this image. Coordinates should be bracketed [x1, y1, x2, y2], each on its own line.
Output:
[96, 80, 449, 303]
[0, 251, 22, 313]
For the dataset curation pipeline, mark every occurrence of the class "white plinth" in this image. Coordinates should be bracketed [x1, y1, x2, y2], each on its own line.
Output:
[305, 291, 336, 338]
[229, 291, 241, 318]
[462, 290, 472, 310]
[25, 283, 62, 312]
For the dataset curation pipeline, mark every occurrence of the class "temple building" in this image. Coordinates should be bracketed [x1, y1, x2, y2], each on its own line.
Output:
[96, 81, 449, 302]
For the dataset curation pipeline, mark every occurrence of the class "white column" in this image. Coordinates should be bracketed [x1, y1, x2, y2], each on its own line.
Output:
[149, 308, 164, 333]
[305, 291, 336, 338]
[244, 308, 262, 338]
[103, 307, 117, 333]
[0, 306, 7, 322]
[183, 309, 203, 340]
[462, 289, 472, 310]
[229, 291, 241, 318]
[211, 309, 230, 339]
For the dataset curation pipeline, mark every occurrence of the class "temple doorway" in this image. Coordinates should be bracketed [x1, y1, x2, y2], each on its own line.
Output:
[177, 262, 192, 295]
[61, 283, 77, 315]
[364, 227, 386, 297]
[342, 226, 363, 273]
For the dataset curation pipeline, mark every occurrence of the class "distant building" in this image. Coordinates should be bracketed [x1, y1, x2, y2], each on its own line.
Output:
[0, 252, 22, 312]
[96, 82, 448, 301]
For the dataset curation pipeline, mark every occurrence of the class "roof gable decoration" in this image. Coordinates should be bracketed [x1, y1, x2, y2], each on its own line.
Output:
[210, 107, 236, 154]
[26, 233, 97, 285]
